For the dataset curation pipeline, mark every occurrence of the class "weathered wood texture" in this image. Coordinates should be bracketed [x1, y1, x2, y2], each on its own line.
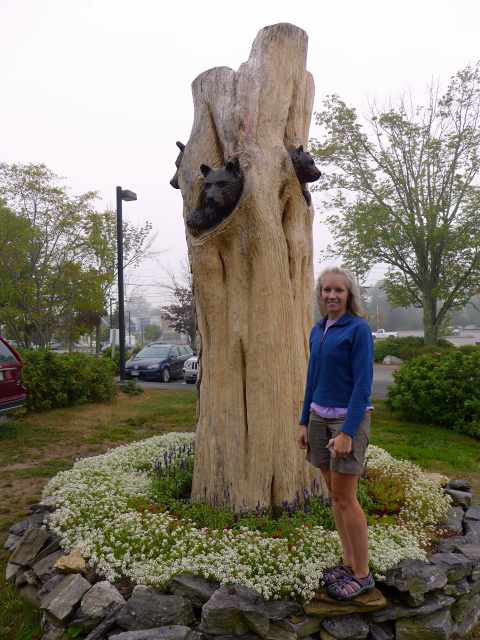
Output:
[178, 23, 325, 508]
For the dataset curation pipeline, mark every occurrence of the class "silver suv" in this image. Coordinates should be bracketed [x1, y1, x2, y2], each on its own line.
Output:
[183, 356, 198, 384]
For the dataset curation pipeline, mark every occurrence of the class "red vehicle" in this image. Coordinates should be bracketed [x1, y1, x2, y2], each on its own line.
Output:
[0, 337, 27, 420]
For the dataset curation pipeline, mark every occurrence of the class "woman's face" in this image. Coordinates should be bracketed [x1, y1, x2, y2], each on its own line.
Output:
[321, 273, 350, 319]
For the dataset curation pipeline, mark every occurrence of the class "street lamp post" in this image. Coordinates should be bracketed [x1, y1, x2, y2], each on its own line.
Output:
[117, 187, 137, 381]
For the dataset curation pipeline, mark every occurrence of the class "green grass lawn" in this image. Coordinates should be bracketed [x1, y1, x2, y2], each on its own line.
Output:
[0, 392, 478, 640]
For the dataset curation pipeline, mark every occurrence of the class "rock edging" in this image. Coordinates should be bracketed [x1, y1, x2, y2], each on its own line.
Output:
[4, 480, 480, 640]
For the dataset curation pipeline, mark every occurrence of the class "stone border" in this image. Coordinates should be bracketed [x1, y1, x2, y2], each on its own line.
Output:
[4, 480, 480, 640]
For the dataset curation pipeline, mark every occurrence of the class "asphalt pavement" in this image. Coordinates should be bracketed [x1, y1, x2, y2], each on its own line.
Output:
[122, 364, 395, 399]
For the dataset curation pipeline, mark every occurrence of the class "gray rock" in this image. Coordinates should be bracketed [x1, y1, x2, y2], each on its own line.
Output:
[8, 527, 50, 566]
[84, 603, 126, 640]
[69, 606, 99, 634]
[169, 574, 220, 607]
[38, 574, 66, 600]
[465, 519, 480, 538]
[276, 615, 322, 637]
[468, 576, 480, 595]
[10, 513, 46, 535]
[447, 479, 472, 492]
[453, 542, 480, 564]
[444, 506, 464, 533]
[395, 608, 455, 640]
[265, 623, 297, 640]
[427, 552, 472, 582]
[17, 583, 42, 606]
[41, 573, 92, 621]
[15, 568, 28, 587]
[41, 612, 67, 640]
[81, 580, 125, 619]
[3, 533, 22, 551]
[444, 578, 471, 597]
[24, 568, 41, 586]
[28, 538, 61, 566]
[450, 592, 480, 627]
[370, 592, 454, 623]
[455, 608, 480, 637]
[107, 629, 193, 640]
[5, 562, 22, 583]
[117, 592, 193, 631]
[322, 613, 369, 639]
[383, 356, 403, 365]
[437, 535, 467, 553]
[445, 488, 474, 508]
[382, 559, 447, 606]
[465, 507, 480, 521]
[263, 599, 302, 622]
[368, 625, 394, 640]
[32, 549, 65, 583]
[27, 502, 57, 515]
[200, 584, 269, 637]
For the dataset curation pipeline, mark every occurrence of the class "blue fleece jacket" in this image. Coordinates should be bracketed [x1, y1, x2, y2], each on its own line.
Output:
[300, 313, 373, 437]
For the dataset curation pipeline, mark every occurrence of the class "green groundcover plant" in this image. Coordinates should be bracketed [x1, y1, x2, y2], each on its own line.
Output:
[387, 350, 480, 438]
[19, 348, 117, 412]
[44, 433, 450, 602]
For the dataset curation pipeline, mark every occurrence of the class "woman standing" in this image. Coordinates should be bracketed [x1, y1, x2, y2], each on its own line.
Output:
[298, 266, 374, 601]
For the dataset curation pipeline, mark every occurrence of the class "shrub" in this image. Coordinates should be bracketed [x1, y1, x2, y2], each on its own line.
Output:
[387, 350, 480, 437]
[19, 348, 117, 412]
[397, 345, 455, 361]
[102, 345, 131, 373]
[121, 380, 144, 396]
[458, 344, 480, 355]
[374, 336, 453, 362]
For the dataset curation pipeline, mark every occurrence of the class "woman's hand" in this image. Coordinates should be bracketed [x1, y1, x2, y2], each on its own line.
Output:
[298, 425, 309, 449]
[327, 432, 352, 458]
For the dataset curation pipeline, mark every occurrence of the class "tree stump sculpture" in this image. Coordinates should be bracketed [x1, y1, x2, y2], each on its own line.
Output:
[176, 23, 324, 509]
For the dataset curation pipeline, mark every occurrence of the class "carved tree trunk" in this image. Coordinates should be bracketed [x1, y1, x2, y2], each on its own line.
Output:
[178, 23, 324, 509]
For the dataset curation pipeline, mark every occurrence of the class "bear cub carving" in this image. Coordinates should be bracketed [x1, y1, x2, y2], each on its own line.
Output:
[169, 141, 186, 189]
[187, 162, 243, 233]
[288, 145, 321, 203]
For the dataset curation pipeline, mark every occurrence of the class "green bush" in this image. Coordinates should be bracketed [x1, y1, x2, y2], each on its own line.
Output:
[458, 344, 480, 355]
[374, 335, 453, 362]
[102, 345, 131, 373]
[121, 380, 144, 396]
[19, 348, 117, 412]
[386, 350, 480, 438]
[397, 345, 455, 361]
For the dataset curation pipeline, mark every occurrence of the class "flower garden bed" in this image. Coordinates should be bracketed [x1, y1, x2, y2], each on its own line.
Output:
[5, 434, 480, 639]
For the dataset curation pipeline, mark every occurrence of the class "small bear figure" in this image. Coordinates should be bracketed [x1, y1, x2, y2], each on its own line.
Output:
[187, 162, 243, 233]
[169, 141, 186, 189]
[288, 145, 321, 204]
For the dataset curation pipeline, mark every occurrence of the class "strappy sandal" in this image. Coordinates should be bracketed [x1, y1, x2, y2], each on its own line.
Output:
[326, 571, 375, 601]
[322, 564, 353, 586]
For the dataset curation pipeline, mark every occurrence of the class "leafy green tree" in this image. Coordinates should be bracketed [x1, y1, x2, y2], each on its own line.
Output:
[311, 63, 480, 345]
[144, 323, 162, 342]
[0, 165, 107, 346]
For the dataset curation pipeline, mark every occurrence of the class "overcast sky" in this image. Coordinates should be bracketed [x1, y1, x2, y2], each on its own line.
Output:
[1, 0, 479, 307]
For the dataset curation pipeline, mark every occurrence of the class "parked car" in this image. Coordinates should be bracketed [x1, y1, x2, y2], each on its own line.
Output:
[452, 329, 460, 336]
[372, 329, 399, 340]
[5, 339, 20, 348]
[465, 325, 476, 330]
[48, 342, 61, 350]
[0, 338, 27, 420]
[125, 344, 193, 382]
[475, 338, 480, 346]
[183, 356, 198, 384]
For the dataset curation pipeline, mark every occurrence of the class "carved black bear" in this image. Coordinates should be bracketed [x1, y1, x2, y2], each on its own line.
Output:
[187, 162, 243, 233]
[169, 141, 186, 189]
[288, 145, 321, 203]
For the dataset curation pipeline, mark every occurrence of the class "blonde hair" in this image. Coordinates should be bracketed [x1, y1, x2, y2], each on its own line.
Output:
[315, 266, 367, 319]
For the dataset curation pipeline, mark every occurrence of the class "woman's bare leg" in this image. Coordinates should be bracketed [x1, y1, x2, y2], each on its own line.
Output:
[320, 468, 354, 568]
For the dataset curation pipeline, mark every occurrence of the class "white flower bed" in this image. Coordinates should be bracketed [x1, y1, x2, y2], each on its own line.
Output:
[43, 435, 451, 602]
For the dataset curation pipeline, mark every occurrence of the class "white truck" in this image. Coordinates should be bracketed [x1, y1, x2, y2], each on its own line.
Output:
[372, 329, 399, 340]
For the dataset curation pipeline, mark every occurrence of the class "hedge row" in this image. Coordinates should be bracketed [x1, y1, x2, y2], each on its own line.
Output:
[387, 350, 480, 438]
[18, 349, 117, 412]
[373, 336, 453, 363]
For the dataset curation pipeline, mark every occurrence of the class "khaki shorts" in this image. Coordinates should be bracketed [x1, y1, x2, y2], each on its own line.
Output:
[306, 409, 370, 475]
